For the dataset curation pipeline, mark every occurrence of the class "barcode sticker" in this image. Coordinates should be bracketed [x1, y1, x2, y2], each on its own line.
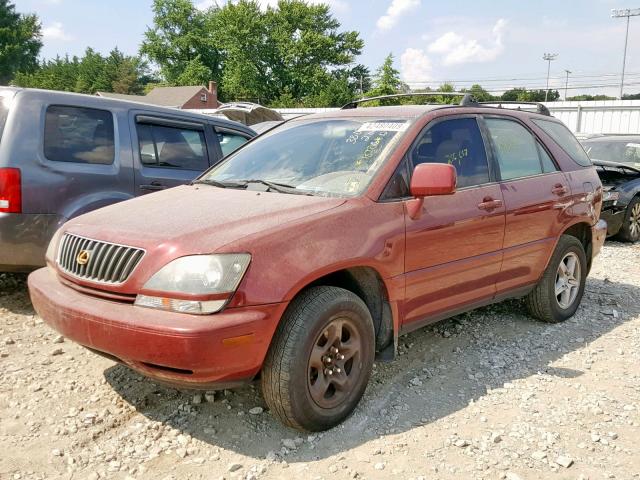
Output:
[356, 122, 408, 132]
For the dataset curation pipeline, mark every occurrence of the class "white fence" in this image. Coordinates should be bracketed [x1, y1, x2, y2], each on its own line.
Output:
[195, 101, 640, 135]
[542, 100, 640, 135]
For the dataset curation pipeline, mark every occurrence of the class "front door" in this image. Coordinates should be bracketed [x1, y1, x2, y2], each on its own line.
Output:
[403, 116, 505, 328]
[133, 115, 215, 195]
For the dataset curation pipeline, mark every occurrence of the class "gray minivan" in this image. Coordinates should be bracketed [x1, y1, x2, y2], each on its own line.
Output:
[0, 88, 255, 272]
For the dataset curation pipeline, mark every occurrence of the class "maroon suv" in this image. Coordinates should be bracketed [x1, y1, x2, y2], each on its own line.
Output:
[29, 97, 606, 431]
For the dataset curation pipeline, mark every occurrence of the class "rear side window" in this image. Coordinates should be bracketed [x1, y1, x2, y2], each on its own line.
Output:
[44, 106, 115, 164]
[411, 117, 490, 188]
[136, 123, 208, 171]
[532, 119, 591, 167]
[217, 130, 250, 157]
[485, 118, 558, 180]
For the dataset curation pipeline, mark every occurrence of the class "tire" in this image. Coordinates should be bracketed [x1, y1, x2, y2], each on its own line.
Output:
[261, 286, 375, 431]
[615, 196, 640, 243]
[525, 235, 587, 323]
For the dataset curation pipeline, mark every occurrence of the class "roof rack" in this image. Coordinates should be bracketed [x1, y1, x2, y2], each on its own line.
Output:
[340, 93, 552, 117]
[476, 101, 551, 116]
[341, 92, 477, 109]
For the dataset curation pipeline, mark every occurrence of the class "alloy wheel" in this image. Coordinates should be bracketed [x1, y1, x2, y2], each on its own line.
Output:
[555, 252, 581, 309]
[307, 317, 362, 409]
[630, 203, 640, 239]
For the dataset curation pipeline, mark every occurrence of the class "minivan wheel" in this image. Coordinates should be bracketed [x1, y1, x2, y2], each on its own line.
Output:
[616, 197, 640, 243]
[525, 235, 587, 323]
[261, 286, 375, 431]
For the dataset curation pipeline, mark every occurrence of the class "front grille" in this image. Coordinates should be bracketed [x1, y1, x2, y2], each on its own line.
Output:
[57, 233, 145, 284]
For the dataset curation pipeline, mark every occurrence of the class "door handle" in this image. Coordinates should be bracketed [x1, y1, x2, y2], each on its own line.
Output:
[552, 184, 569, 196]
[477, 197, 503, 211]
[140, 181, 166, 191]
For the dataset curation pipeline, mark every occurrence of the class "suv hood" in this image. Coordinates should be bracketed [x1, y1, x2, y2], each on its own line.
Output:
[63, 185, 346, 255]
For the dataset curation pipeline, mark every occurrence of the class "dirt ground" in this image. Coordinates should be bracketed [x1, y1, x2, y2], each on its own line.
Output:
[1, 242, 639, 480]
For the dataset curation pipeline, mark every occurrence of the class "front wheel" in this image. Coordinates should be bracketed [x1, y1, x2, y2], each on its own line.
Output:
[616, 196, 640, 243]
[525, 235, 587, 323]
[261, 286, 375, 431]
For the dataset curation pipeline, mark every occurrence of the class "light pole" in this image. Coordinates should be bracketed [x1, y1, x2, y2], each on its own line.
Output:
[543, 53, 558, 102]
[564, 69, 571, 100]
[611, 8, 640, 99]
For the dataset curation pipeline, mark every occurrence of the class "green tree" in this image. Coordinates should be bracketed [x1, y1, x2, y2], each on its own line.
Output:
[501, 88, 559, 102]
[364, 54, 406, 105]
[141, 0, 220, 86]
[465, 84, 495, 102]
[13, 48, 145, 94]
[0, 0, 42, 84]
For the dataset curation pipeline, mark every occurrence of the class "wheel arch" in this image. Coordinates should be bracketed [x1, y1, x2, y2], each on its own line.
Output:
[559, 221, 593, 272]
[283, 266, 395, 355]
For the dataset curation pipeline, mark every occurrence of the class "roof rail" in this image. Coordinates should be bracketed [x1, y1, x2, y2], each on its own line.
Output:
[477, 101, 551, 116]
[341, 92, 477, 109]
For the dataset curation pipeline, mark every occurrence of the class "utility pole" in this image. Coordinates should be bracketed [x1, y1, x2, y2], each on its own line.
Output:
[564, 69, 571, 100]
[543, 53, 558, 102]
[611, 8, 640, 99]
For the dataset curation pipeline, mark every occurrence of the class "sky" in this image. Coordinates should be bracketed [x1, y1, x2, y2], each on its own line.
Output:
[13, 0, 640, 98]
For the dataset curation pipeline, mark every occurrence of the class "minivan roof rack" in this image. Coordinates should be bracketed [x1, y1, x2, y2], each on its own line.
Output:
[341, 92, 476, 109]
[477, 101, 551, 116]
[340, 93, 552, 117]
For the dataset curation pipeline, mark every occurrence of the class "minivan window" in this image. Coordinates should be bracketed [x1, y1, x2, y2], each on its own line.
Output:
[203, 118, 410, 197]
[411, 117, 490, 188]
[136, 123, 208, 171]
[0, 92, 12, 142]
[217, 130, 250, 157]
[44, 106, 115, 165]
[485, 118, 556, 180]
[533, 119, 591, 167]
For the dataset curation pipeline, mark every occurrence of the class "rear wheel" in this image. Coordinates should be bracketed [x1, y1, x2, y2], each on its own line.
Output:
[616, 196, 640, 243]
[525, 235, 587, 323]
[261, 286, 375, 431]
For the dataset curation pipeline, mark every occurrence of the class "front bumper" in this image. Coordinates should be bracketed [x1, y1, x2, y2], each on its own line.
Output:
[0, 213, 65, 272]
[591, 219, 607, 259]
[599, 208, 625, 237]
[28, 267, 287, 388]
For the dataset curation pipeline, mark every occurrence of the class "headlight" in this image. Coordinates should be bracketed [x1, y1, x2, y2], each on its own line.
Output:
[135, 254, 251, 314]
[602, 190, 620, 203]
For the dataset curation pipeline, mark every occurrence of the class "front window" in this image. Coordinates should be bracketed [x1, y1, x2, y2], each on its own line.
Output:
[201, 118, 410, 197]
[582, 139, 640, 168]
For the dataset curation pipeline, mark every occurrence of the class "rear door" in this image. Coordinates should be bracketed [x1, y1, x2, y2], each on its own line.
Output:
[132, 114, 219, 195]
[402, 115, 505, 327]
[482, 116, 571, 294]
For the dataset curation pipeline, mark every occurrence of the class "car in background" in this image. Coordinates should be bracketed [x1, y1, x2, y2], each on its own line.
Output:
[581, 135, 640, 241]
[29, 95, 606, 431]
[0, 88, 255, 272]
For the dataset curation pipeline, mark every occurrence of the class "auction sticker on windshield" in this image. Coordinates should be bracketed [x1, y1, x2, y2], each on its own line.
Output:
[356, 121, 409, 132]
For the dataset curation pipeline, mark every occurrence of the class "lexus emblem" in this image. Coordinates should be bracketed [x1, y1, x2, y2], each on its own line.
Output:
[76, 250, 91, 266]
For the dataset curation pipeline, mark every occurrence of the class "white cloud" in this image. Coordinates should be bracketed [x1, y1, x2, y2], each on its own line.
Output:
[400, 47, 432, 83]
[427, 18, 507, 66]
[42, 22, 73, 42]
[376, 0, 420, 31]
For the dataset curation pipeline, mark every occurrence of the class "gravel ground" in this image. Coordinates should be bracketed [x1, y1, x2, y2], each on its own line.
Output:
[1, 242, 639, 480]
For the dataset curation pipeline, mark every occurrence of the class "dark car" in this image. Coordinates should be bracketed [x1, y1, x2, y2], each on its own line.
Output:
[581, 135, 640, 241]
[0, 87, 255, 272]
[30, 95, 606, 431]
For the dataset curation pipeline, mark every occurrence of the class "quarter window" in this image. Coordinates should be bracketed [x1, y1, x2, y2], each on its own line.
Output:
[44, 106, 115, 164]
[217, 130, 250, 157]
[485, 118, 557, 180]
[533, 119, 592, 167]
[136, 123, 208, 171]
[411, 117, 490, 188]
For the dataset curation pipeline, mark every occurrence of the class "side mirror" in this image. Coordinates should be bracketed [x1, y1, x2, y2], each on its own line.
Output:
[410, 163, 457, 198]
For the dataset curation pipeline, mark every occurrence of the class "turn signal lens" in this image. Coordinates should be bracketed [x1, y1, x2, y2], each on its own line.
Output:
[0, 168, 21, 213]
[134, 295, 226, 315]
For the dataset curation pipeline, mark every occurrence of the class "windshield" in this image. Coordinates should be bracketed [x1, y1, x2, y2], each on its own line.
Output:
[583, 139, 640, 168]
[201, 118, 410, 197]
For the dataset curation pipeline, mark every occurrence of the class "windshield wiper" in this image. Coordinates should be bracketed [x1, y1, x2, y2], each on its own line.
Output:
[192, 179, 246, 188]
[237, 179, 314, 196]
